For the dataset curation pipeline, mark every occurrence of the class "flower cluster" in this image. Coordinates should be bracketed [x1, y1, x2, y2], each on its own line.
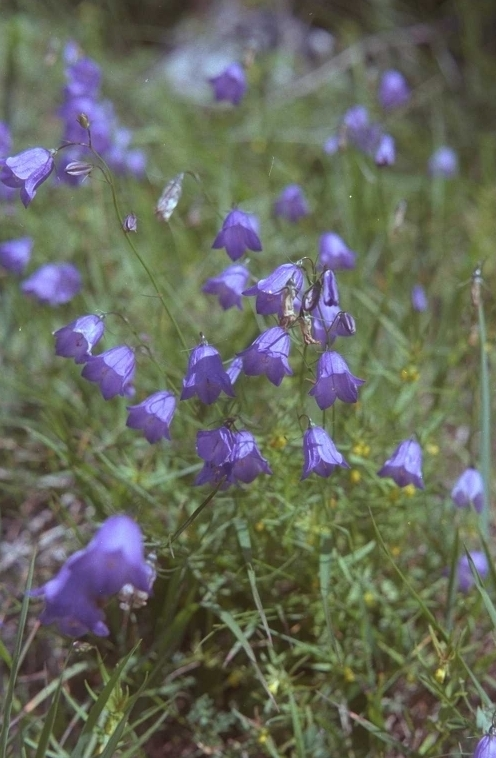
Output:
[195, 426, 272, 487]
[57, 42, 146, 180]
[30, 515, 154, 636]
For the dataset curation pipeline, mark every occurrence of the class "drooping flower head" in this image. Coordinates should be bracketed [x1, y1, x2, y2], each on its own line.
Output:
[237, 326, 293, 386]
[126, 391, 176, 443]
[457, 551, 489, 593]
[309, 351, 365, 410]
[378, 70, 411, 110]
[180, 341, 234, 404]
[31, 514, 153, 637]
[211, 209, 262, 261]
[227, 430, 272, 485]
[243, 262, 304, 315]
[0, 237, 33, 274]
[208, 62, 247, 105]
[377, 439, 424, 489]
[53, 314, 105, 363]
[202, 264, 250, 310]
[301, 424, 350, 479]
[411, 284, 428, 312]
[81, 345, 136, 400]
[21, 262, 82, 305]
[428, 146, 458, 178]
[319, 233, 357, 270]
[194, 426, 271, 487]
[374, 134, 396, 167]
[0, 147, 55, 207]
[312, 303, 356, 347]
[451, 468, 485, 513]
[342, 105, 382, 155]
[273, 184, 310, 223]
[473, 732, 496, 758]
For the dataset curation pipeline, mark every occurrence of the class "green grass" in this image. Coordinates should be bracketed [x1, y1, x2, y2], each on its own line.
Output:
[1, 3, 495, 757]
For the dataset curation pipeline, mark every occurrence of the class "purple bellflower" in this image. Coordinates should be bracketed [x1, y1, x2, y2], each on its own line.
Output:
[312, 303, 356, 347]
[377, 439, 424, 489]
[31, 514, 153, 637]
[53, 314, 105, 363]
[208, 62, 247, 105]
[319, 233, 357, 270]
[428, 146, 458, 178]
[227, 430, 272, 484]
[202, 264, 250, 310]
[411, 284, 428, 312]
[237, 326, 293, 386]
[226, 355, 243, 385]
[21, 262, 82, 305]
[273, 184, 309, 223]
[322, 269, 339, 306]
[194, 426, 271, 487]
[342, 105, 382, 155]
[457, 551, 489, 593]
[309, 351, 365, 410]
[126, 390, 176, 443]
[81, 345, 136, 400]
[0, 237, 33, 274]
[211, 209, 262, 261]
[374, 134, 396, 167]
[378, 70, 411, 110]
[243, 263, 304, 315]
[180, 341, 234, 404]
[473, 733, 496, 758]
[451, 468, 485, 513]
[324, 134, 340, 156]
[0, 147, 55, 207]
[301, 424, 350, 479]
[65, 56, 102, 99]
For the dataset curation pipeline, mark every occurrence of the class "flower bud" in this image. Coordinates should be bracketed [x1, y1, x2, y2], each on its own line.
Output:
[77, 113, 91, 130]
[65, 161, 93, 177]
[123, 213, 138, 233]
[155, 172, 185, 222]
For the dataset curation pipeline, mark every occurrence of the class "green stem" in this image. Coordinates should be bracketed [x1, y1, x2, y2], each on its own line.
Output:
[478, 298, 491, 537]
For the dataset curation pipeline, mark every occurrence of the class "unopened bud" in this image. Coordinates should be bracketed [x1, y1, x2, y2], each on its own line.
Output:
[155, 172, 185, 222]
[302, 281, 322, 313]
[65, 161, 93, 177]
[322, 269, 339, 306]
[123, 213, 138, 233]
[77, 113, 91, 130]
[335, 311, 356, 336]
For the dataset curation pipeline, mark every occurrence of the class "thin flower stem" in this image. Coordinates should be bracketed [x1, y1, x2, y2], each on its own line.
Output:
[478, 296, 491, 537]
[169, 481, 226, 544]
[88, 149, 189, 352]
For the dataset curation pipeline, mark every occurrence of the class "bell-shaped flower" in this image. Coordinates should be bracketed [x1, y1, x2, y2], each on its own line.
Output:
[322, 269, 339, 306]
[377, 439, 424, 489]
[451, 468, 485, 513]
[0, 147, 55, 207]
[378, 70, 410, 110]
[374, 134, 396, 167]
[319, 233, 356, 270]
[65, 56, 102, 99]
[309, 351, 365, 410]
[342, 105, 382, 155]
[226, 355, 243, 385]
[81, 345, 136, 400]
[428, 146, 458, 178]
[243, 263, 304, 315]
[194, 425, 235, 487]
[312, 303, 356, 346]
[301, 424, 350, 479]
[211, 209, 262, 261]
[202, 264, 250, 310]
[411, 284, 428, 312]
[21, 262, 82, 305]
[227, 430, 272, 484]
[126, 390, 176, 443]
[237, 326, 293, 386]
[53, 314, 105, 363]
[273, 184, 309, 223]
[31, 515, 153, 637]
[457, 551, 489, 593]
[208, 62, 247, 105]
[473, 733, 496, 758]
[180, 342, 234, 404]
[0, 237, 33, 274]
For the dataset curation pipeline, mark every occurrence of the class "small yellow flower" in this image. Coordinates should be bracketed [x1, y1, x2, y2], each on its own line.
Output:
[258, 729, 269, 744]
[403, 484, 416, 497]
[269, 434, 287, 450]
[363, 591, 376, 608]
[254, 521, 265, 532]
[350, 469, 361, 484]
[391, 545, 401, 557]
[426, 443, 439, 456]
[400, 365, 420, 382]
[434, 667, 447, 684]
[343, 666, 355, 683]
